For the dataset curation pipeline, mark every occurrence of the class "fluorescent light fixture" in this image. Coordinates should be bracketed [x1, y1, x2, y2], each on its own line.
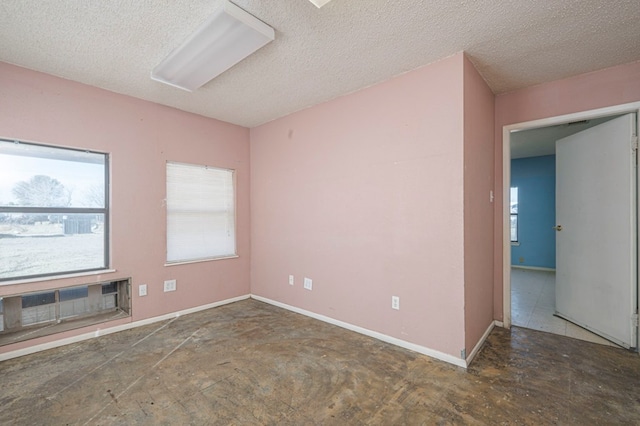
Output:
[308, 0, 333, 7]
[151, 1, 275, 91]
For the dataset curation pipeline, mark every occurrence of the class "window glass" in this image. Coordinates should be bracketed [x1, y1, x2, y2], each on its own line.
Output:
[59, 286, 89, 301]
[0, 142, 105, 208]
[510, 187, 518, 242]
[510, 215, 518, 242]
[102, 282, 118, 294]
[59, 286, 90, 319]
[0, 140, 109, 281]
[21, 291, 56, 308]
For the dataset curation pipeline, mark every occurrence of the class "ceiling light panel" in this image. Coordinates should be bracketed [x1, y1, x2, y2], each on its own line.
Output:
[308, 0, 333, 8]
[151, 1, 275, 92]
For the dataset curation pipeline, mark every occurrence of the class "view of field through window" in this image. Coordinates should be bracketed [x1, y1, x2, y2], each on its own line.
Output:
[0, 140, 108, 280]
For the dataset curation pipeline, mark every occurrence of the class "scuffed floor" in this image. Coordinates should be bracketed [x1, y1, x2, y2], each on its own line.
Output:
[0, 299, 639, 425]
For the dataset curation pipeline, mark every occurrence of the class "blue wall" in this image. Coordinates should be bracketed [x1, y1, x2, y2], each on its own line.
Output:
[511, 155, 556, 268]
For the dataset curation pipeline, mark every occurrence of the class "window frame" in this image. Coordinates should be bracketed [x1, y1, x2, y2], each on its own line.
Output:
[165, 161, 237, 265]
[0, 139, 110, 282]
[510, 186, 518, 243]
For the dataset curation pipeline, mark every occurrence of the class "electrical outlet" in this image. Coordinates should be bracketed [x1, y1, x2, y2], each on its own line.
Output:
[289, 275, 294, 286]
[303, 277, 312, 290]
[392, 296, 400, 310]
[139, 284, 147, 297]
[164, 279, 177, 292]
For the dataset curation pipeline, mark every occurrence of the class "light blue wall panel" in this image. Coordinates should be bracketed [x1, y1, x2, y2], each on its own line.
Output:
[511, 155, 556, 268]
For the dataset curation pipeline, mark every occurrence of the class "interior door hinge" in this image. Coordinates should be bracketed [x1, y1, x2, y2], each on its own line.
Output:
[633, 136, 639, 151]
[633, 313, 639, 328]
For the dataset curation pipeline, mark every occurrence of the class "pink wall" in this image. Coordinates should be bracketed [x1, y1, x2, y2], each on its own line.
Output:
[462, 56, 495, 353]
[0, 62, 251, 353]
[493, 60, 640, 319]
[9, 52, 634, 361]
[250, 54, 467, 358]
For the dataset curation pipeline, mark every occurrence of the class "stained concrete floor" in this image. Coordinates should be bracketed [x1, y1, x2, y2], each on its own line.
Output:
[1, 299, 639, 425]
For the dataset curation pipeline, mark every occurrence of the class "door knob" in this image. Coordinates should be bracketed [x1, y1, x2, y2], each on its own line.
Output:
[553, 225, 562, 231]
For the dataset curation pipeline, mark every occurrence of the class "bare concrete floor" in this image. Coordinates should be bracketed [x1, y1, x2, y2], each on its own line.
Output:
[1, 299, 639, 425]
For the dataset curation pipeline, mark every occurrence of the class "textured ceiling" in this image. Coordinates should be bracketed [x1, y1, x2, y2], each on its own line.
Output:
[1, 0, 639, 128]
[510, 116, 617, 159]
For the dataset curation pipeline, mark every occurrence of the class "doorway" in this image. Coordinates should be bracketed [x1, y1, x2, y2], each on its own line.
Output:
[502, 103, 640, 349]
[510, 268, 618, 346]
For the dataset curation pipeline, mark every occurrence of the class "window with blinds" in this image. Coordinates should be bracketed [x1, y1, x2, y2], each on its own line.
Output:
[166, 162, 236, 263]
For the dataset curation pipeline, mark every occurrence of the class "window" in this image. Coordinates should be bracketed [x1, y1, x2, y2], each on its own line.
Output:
[166, 162, 236, 263]
[510, 187, 518, 242]
[0, 139, 109, 281]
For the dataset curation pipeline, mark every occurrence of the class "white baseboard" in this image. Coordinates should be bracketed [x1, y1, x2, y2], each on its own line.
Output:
[2, 294, 501, 369]
[251, 294, 467, 368]
[465, 320, 498, 366]
[0, 294, 250, 362]
[495, 320, 504, 328]
[511, 265, 556, 272]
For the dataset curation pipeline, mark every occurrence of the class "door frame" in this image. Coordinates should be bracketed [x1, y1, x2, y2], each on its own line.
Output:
[502, 102, 640, 341]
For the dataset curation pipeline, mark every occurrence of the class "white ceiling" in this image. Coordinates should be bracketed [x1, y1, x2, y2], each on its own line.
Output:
[510, 116, 618, 159]
[1, 1, 639, 128]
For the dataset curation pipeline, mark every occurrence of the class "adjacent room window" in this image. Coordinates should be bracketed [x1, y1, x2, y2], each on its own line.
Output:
[0, 139, 109, 282]
[510, 186, 518, 242]
[166, 162, 236, 263]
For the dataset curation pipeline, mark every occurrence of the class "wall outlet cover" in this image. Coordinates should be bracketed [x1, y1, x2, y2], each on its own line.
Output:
[139, 284, 147, 297]
[289, 275, 294, 285]
[392, 296, 400, 310]
[303, 277, 312, 290]
[164, 279, 177, 292]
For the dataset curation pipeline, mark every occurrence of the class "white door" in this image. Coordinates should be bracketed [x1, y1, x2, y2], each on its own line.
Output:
[555, 113, 637, 348]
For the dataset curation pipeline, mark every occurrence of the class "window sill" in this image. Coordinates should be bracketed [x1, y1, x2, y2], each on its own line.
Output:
[165, 255, 239, 267]
[511, 242, 520, 246]
[0, 269, 117, 287]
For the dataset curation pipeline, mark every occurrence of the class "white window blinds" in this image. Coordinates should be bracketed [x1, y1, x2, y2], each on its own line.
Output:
[166, 162, 236, 263]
